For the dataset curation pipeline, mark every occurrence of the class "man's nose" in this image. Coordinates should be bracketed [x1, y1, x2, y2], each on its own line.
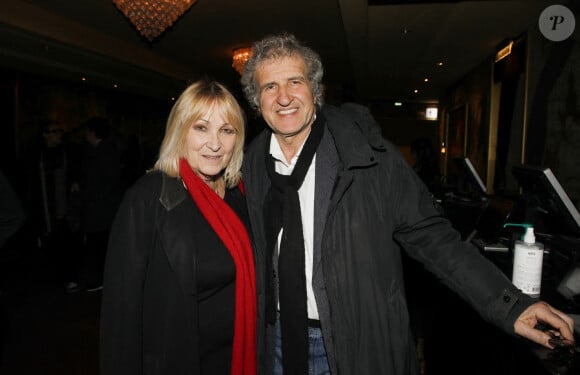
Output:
[277, 86, 292, 106]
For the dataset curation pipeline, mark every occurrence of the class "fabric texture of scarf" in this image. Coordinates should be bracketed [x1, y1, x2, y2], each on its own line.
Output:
[179, 158, 257, 375]
[263, 114, 324, 374]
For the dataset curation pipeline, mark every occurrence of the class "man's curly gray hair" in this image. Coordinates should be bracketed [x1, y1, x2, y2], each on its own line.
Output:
[240, 33, 324, 112]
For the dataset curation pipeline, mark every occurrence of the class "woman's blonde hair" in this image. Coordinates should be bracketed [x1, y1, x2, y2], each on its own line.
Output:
[154, 80, 245, 188]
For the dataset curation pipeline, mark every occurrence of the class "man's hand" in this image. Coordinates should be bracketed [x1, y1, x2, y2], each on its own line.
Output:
[514, 301, 575, 349]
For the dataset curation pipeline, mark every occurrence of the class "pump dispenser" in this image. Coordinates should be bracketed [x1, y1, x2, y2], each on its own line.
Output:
[504, 223, 544, 298]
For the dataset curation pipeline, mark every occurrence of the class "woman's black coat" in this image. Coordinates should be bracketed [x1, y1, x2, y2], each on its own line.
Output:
[100, 171, 206, 375]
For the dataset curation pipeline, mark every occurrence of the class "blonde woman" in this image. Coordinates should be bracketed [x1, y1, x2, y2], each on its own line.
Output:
[100, 80, 256, 375]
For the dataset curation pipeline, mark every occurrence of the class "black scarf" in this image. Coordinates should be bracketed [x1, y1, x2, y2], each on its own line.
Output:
[264, 114, 324, 374]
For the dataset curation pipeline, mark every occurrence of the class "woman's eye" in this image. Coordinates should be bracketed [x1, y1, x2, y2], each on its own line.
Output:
[222, 127, 236, 135]
[193, 125, 206, 132]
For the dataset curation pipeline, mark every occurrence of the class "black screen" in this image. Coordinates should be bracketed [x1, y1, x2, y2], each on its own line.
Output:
[511, 164, 580, 237]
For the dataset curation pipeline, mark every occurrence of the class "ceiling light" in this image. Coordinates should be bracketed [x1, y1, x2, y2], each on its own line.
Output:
[232, 47, 253, 75]
[495, 41, 513, 62]
[113, 0, 197, 42]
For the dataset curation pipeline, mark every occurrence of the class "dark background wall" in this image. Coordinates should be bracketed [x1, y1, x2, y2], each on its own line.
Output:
[1, 22, 579, 209]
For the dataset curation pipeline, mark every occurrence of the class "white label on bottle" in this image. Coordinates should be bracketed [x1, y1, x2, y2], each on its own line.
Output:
[512, 245, 543, 297]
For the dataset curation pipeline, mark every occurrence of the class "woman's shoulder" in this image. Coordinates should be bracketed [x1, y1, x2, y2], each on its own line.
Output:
[124, 170, 165, 200]
[125, 170, 188, 211]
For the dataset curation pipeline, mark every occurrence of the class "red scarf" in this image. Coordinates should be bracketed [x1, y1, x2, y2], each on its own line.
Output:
[179, 158, 257, 375]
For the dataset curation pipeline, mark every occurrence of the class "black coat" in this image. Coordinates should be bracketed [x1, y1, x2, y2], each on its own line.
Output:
[81, 137, 122, 233]
[242, 104, 534, 374]
[100, 171, 235, 375]
[0, 170, 26, 247]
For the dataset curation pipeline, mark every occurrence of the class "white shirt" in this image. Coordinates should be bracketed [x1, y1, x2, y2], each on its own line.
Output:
[269, 134, 319, 320]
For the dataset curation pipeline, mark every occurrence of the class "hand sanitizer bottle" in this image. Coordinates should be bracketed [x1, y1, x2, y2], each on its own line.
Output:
[504, 223, 544, 298]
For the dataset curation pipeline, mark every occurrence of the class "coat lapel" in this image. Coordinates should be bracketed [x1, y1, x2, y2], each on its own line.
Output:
[313, 126, 338, 274]
[159, 174, 198, 298]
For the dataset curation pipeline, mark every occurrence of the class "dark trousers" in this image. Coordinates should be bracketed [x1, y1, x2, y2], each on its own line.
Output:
[82, 229, 109, 289]
[42, 219, 82, 284]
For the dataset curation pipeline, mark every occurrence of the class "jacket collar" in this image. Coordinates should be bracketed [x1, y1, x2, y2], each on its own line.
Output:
[245, 103, 387, 196]
[321, 104, 386, 170]
[160, 173, 187, 211]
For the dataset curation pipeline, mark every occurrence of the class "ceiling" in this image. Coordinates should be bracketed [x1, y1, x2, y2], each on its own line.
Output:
[0, 0, 567, 103]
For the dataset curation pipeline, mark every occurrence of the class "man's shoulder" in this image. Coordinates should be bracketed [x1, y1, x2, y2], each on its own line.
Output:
[322, 103, 407, 170]
[322, 102, 371, 119]
[323, 103, 392, 149]
[323, 103, 381, 134]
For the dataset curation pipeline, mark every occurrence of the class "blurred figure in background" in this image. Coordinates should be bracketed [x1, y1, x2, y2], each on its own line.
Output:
[0, 169, 26, 364]
[79, 117, 122, 292]
[0, 170, 26, 249]
[27, 120, 82, 293]
[410, 137, 442, 196]
[119, 133, 144, 191]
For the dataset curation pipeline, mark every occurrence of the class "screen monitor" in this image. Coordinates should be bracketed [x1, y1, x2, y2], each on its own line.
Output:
[474, 196, 515, 244]
[454, 157, 487, 199]
[557, 264, 580, 301]
[511, 164, 580, 237]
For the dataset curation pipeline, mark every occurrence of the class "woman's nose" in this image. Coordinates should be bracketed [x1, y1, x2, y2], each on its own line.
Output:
[206, 132, 221, 151]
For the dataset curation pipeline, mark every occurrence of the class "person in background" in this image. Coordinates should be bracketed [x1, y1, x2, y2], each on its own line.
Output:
[239, 33, 574, 375]
[410, 137, 442, 196]
[0, 170, 26, 249]
[78, 116, 123, 292]
[100, 80, 257, 375]
[0, 169, 26, 363]
[29, 120, 82, 293]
